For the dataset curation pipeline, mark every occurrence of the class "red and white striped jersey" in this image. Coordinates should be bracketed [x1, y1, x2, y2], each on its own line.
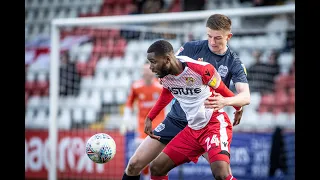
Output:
[160, 56, 223, 130]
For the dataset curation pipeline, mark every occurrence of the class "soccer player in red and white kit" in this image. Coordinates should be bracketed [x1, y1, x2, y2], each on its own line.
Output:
[145, 40, 244, 180]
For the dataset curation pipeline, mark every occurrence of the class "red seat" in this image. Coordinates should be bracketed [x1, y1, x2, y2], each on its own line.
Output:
[258, 93, 275, 113]
[114, 38, 126, 57]
[25, 81, 36, 94]
[287, 87, 295, 113]
[274, 74, 289, 90]
[25, 92, 29, 107]
[36, 81, 49, 95]
[273, 89, 288, 114]
[76, 62, 88, 76]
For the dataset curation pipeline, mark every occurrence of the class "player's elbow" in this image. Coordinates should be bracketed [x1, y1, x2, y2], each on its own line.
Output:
[243, 94, 251, 106]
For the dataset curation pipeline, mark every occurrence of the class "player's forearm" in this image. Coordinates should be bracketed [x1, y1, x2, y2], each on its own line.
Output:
[223, 91, 250, 107]
[214, 81, 241, 111]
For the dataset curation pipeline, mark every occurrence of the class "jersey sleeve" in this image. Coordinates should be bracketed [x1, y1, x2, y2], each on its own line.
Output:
[230, 57, 248, 84]
[147, 87, 174, 121]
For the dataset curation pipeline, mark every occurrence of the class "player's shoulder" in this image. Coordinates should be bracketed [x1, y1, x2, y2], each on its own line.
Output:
[184, 40, 207, 48]
[177, 55, 209, 66]
[227, 48, 241, 62]
[132, 79, 145, 89]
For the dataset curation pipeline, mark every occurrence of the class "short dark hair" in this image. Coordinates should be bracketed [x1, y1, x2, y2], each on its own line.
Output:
[206, 14, 232, 31]
[147, 39, 173, 57]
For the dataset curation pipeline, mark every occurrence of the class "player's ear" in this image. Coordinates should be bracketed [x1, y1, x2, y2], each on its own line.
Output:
[227, 32, 233, 41]
[165, 53, 173, 64]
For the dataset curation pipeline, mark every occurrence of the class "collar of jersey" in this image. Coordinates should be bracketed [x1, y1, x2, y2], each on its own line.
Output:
[171, 61, 188, 79]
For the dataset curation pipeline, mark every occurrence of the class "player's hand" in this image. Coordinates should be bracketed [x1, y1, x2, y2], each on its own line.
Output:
[144, 117, 161, 140]
[204, 93, 226, 111]
[233, 107, 243, 126]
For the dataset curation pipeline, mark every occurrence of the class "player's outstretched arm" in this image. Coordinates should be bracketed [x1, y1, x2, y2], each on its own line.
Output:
[145, 87, 173, 140]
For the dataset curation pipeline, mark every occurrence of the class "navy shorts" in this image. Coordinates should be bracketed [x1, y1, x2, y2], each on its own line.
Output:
[153, 115, 188, 145]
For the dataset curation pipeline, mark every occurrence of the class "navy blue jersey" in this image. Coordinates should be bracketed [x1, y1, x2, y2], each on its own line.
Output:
[167, 40, 248, 121]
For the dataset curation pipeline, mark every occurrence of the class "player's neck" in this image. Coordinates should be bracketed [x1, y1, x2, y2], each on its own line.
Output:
[144, 79, 153, 86]
[171, 60, 184, 76]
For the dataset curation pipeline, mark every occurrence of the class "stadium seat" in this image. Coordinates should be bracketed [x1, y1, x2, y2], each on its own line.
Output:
[102, 89, 114, 104]
[58, 109, 72, 129]
[117, 71, 131, 89]
[25, 92, 29, 107]
[114, 38, 127, 57]
[274, 74, 289, 91]
[273, 89, 288, 114]
[88, 90, 102, 110]
[80, 76, 94, 90]
[36, 72, 49, 95]
[95, 57, 110, 73]
[258, 93, 274, 113]
[25, 73, 37, 94]
[115, 89, 127, 104]
[84, 108, 98, 124]
[76, 90, 91, 108]
[33, 109, 49, 129]
[76, 62, 88, 76]
[72, 108, 84, 125]
[27, 96, 41, 109]
[25, 109, 36, 128]
[287, 87, 295, 113]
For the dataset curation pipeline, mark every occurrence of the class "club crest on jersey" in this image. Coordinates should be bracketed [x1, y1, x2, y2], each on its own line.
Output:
[185, 77, 195, 86]
[218, 65, 228, 77]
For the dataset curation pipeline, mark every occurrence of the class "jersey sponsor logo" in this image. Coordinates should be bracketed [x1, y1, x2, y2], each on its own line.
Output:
[218, 65, 228, 77]
[204, 69, 211, 76]
[168, 87, 201, 95]
[197, 57, 204, 61]
[185, 77, 195, 86]
[154, 123, 165, 132]
[222, 141, 228, 147]
[175, 46, 184, 55]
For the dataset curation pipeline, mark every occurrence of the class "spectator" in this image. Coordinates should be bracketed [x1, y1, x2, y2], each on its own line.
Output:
[247, 49, 280, 94]
[140, 0, 165, 14]
[182, 0, 205, 11]
[59, 51, 81, 97]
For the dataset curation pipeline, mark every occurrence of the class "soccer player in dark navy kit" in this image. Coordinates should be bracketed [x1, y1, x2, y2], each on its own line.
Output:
[122, 14, 251, 180]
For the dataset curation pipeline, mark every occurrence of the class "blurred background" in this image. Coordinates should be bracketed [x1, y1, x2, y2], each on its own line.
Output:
[25, 0, 295, 179]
